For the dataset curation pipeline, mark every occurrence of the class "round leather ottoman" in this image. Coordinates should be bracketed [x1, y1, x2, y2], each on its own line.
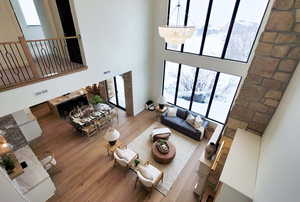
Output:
[152, 141, 176, 164]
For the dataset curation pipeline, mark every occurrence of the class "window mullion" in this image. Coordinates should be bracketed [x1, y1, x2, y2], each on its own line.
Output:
[181, 0, 191, 52]
[162, 60, 166, 96]
[174, 64, 181, 105]
[114, 77, 119, 106]
[205, 72, 220, 118]
[199, 0, 214, 55]
[221, 0, 241, 58]
[189, 67, 199, 111]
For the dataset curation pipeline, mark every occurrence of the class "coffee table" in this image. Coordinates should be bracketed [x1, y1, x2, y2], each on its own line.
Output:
[152, 141, 176, 164]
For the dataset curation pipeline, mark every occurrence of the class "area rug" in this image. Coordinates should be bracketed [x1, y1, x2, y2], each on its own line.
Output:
[128, 122, 199, 196]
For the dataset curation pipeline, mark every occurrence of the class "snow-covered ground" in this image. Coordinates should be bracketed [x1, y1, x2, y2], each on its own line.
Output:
[172, 96, 231, 123]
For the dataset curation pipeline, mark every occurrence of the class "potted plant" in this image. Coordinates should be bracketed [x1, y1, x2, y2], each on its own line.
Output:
[0, 155, 15, 174]
[90, 95, 104, 110]
[134, 159, 140, 167]
[158, 139, 166, 145]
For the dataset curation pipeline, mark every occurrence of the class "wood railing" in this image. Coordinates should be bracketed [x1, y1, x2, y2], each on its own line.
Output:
[0, 36, 87, 91]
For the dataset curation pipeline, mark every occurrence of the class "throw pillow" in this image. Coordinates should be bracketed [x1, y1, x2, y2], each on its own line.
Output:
[177, 108, 187, 119]
[186, 113, 195, 126]
[138, 166, 154, 181]
[194, 115, 203, 129]
[167, 107, 177, 117]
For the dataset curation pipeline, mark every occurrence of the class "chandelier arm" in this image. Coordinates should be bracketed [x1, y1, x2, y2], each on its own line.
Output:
[176, 0, 181, 26]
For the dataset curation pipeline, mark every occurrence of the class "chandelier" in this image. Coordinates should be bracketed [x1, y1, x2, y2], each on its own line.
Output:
[158, 0, 195, 45]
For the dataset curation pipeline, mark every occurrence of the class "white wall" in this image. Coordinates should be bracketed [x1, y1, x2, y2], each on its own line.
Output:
[0, 168, 28, 202]
[0, 0, 152, 116]
[254, 62, 300, 202]
[150, 0, 275, 101]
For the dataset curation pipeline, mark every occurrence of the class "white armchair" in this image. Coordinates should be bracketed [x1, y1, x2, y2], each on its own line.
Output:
[135, 161, 163, 191]
[113, 146, 138, 168]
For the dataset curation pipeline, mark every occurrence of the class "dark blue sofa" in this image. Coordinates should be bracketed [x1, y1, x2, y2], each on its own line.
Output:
[161, 107, 209, 141]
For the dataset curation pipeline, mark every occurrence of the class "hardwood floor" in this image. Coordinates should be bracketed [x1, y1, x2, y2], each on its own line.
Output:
[30, 105, 205, 202]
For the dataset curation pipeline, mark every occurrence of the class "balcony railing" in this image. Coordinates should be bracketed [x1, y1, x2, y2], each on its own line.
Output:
[0, 36, 87, 91]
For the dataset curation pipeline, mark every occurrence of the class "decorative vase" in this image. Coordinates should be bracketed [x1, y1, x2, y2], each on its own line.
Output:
[156, 141, 169, 154]
[205, 143, 217, 160]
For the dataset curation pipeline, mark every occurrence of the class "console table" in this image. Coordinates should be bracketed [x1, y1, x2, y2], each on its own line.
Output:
[48, 89, 88, 118]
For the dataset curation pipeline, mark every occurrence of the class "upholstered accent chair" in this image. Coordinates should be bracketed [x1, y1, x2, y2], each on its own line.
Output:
[135, 161, 163, 191]
[113, 146, 138, 168]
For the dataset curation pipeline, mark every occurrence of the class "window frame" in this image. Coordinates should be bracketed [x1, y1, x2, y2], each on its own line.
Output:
[162, 60, 241, 124]
[105, 77, 126, 111]
[165, 0, 270, 63]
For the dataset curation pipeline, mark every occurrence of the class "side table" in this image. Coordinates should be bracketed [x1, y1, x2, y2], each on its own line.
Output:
[105, 141, 123, 158]
[155, 105, 168, 120]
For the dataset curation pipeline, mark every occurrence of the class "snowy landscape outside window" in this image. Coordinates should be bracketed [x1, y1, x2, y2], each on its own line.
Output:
[163, 61, 179, 104]
[165, 0, 269, 62]
[162, 61, 241, 123]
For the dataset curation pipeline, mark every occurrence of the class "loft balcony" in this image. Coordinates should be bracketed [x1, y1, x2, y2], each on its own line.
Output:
[0, 35, 87, 92]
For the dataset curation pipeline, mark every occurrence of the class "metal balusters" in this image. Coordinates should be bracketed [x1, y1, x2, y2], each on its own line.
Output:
[29, 42, 46, 77]
[54, 39, 67, 72]
[59, 39, 72, 71]
[0, 36, 85, 91]
[15, 43, 32, 80]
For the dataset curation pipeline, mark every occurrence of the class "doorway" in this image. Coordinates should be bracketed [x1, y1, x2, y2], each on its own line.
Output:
[55, 0, 82, 64]
[106, 75, 126, 110]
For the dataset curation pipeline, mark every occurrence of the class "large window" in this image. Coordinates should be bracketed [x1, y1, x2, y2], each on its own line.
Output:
[162, 61, 241, 123]
[106, 75, 126, 110]
[191, 69, 216, 115]
[17, 0, 41, 26]
[166, 0, 269, 62]
[176, 65, 196, 109]
[208, 73, 240, 123]
[163, 61, 179, 104]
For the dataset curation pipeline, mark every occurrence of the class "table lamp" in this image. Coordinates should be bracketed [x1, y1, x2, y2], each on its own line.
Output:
[104, 128, 120, 146]
[0, 130, 13, 156]
[157, 96, 166, 110]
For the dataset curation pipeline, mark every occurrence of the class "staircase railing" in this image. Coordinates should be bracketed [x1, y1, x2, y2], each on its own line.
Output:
[0, 35, 87, 91]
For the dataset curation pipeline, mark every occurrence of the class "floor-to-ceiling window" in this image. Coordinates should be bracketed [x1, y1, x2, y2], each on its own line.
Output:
[176, 64, 196, 109]
[162, 61, 240, 123]
[191, 68, 216, 115]
[162, 61, 179, 104]
[166, 0, 269, 63]
[106, 75, 126, 110]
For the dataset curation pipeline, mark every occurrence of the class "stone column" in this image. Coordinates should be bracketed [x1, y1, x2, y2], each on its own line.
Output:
[224, 0, 300, 138]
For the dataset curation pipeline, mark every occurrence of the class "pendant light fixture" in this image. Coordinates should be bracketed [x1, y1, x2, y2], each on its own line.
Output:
[159, 0, 195, 45]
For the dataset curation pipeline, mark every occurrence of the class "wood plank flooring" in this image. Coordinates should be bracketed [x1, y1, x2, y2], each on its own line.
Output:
[30, 105, 205, 202]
